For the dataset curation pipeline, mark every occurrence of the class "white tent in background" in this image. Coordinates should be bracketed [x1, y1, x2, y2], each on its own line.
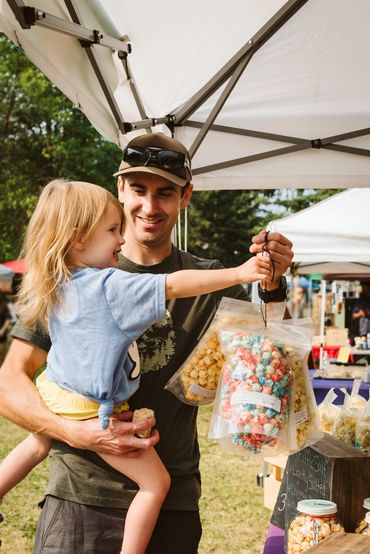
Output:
[269, 188, 370, 367]
[1, 0, 370, 190]
[268, 188, 370, 276]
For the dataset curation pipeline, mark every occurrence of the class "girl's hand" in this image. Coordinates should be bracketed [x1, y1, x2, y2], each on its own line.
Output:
[236, 255, 272, 284]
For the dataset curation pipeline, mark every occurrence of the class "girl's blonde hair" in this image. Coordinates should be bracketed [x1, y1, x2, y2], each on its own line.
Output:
[18, 179, 124, 331]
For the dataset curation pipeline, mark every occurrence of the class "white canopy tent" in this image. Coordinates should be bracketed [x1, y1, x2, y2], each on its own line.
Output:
[269, 188, 370, 366]
[1, 0, 370, 190]
[268, 188, 370, 276]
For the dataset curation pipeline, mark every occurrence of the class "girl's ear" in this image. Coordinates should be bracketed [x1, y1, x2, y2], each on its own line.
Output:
[69, 229, 85, 251]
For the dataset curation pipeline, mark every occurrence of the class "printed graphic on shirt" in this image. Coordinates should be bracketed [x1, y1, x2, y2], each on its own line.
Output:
[137, 310, 175, 373]
[128, 342, 141, 380]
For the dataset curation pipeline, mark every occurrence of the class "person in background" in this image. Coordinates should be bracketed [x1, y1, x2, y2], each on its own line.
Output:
[0, 133, 293, 554]
[292, 285, 306, 319]
[351, 281, 370, 337]
[0, 291, 12, 363]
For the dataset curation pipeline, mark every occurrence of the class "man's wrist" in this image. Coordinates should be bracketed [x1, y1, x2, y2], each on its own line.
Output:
[258, 276, 287, 303]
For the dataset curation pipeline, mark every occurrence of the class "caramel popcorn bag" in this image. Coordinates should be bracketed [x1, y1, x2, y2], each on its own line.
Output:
[355, 397, 370, 455]
[318, 388, 343, 435]
[332, 379, 367, 446]
[270, 318, 323, 453]
[165, 298, 286, 406]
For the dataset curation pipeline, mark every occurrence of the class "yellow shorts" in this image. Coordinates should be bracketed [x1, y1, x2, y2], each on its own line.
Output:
[36, 371, 129, 420]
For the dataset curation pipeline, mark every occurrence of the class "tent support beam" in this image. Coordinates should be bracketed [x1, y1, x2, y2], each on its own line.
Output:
[190, 126, 370, 174]
[192, 142, 311, 175]
[174, 0, 308, 125]
[7, 0, 130, 52]
[186, 120, 305, 144]
[7, 0, 129, 134]
[64, 0, 127, 134]
[119, 53, 151, 134]
[189, 53, 253, 157]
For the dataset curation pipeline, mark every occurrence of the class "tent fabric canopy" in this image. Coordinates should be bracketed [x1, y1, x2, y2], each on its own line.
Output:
[1, 0, 370, 190]
[268, 188, 370, 275]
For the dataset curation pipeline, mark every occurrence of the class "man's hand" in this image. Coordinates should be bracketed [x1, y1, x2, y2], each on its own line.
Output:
[64, 411, 159, 457]
[250, 231, 293, 290]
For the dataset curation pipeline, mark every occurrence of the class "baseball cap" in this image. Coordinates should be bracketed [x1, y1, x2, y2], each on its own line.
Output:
[113, 133, 192, 186]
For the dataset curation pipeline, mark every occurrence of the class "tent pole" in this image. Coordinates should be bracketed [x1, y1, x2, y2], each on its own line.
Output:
[319, 279, 327, 370]
[189, 53, 253, 158]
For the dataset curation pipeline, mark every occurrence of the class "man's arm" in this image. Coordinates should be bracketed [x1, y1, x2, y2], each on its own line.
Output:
[0, 338, 158, 456]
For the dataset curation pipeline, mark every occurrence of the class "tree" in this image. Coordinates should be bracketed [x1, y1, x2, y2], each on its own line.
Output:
[0, 34, 120, 261]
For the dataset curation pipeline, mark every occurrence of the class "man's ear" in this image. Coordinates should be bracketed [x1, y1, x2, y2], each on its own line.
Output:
[180, 183, 193, 209]
[117, 175, 125, 203]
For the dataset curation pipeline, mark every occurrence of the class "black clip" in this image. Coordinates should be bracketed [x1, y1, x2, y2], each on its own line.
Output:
[311, 138, 322, 149]
[166, 115, 176, 137]
[80, 30, 101, 48]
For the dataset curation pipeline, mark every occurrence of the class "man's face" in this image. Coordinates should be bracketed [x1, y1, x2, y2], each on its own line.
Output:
[117, 172, 192, 248]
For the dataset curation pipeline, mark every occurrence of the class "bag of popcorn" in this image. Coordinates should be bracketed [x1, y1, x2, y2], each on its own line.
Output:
[332, 379, 367, 446]
[355, 398, 370, 456]
[318, 388, 342, 435]
[165, 298, 286, 406]
[208, 317, 322, 456]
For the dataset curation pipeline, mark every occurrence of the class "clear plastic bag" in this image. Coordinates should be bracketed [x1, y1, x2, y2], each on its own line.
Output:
[355, 398, 370, 455]
[165, 298, 286, 406]
[273, 319, 323, 452]
[318, 388, 342, 435]
[208, 315, 322, 456]
[332, 380, 367, 446]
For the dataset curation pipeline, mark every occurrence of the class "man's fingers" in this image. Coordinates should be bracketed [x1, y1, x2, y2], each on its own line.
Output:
[251, 231, 293, 248]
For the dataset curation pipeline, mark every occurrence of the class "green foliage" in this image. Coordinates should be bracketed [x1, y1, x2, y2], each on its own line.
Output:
[187, 189, 276, 266]
[0, 34, 120, 261]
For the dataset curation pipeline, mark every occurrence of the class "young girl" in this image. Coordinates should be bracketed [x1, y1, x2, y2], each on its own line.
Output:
[0, 179, 272, 554]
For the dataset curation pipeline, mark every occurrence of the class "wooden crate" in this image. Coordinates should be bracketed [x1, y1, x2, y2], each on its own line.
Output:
[271, 434, 370, 533]
[305, 531, 370, 553]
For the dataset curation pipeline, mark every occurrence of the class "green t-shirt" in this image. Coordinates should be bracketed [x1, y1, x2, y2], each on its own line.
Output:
[11, 247, 248, 510]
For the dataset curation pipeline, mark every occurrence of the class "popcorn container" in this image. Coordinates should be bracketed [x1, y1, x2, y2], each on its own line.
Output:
[356, 512, 370, 535]
[287, 499, 344, 554]
[355, 499, 370, 534]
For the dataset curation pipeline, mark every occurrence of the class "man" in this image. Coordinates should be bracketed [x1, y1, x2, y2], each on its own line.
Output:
[0, 133, 293, 553]
[351, 281, 370, 337]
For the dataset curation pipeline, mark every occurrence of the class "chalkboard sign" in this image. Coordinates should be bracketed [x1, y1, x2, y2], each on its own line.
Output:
[271, 433, 370, 534]
[271, 447, 331, 529]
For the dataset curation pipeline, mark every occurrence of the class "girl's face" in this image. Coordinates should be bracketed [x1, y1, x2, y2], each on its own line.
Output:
[74, 204, 124, 269]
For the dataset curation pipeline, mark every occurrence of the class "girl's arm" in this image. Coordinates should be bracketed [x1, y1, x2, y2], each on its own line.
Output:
[166, 255, 271, 299]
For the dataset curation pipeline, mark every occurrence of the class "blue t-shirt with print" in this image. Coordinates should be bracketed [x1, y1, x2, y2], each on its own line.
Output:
[46, 267, 166, 429]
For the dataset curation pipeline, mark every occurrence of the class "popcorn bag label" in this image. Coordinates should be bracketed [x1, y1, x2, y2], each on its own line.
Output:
[188, 383, 217, 398]
[230, 390, 281, 413]
[294, 408, 308, 425]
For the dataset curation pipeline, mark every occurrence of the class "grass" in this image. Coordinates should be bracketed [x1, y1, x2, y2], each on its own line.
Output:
[0, 406, 270, 553]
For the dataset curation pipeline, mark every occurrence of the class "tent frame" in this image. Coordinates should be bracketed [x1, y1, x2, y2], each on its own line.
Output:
[7, 0, 370, 171]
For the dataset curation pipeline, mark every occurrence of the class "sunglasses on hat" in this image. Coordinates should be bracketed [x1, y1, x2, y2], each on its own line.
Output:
[122, 146, 191, 181]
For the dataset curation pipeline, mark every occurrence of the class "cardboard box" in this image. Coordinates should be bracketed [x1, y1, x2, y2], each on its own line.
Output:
[263, 456, 288, 510]
[325, 327, 348, 346]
